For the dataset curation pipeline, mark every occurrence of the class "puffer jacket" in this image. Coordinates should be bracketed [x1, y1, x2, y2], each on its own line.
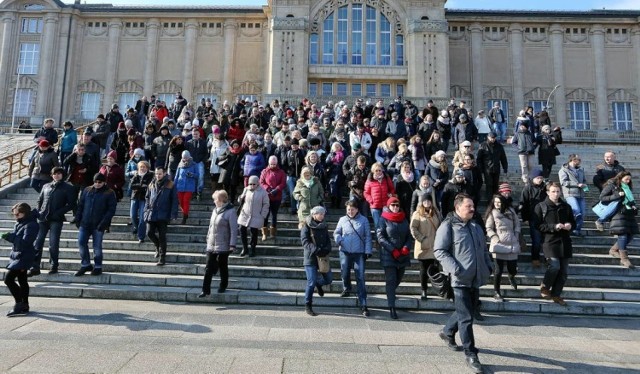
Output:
[37, 180, 76, 223]
[238, 186, 270, 229]
[534, 197, 575, 259]
[301, 216, 332, 267]
[485, 207, 521, 261]
[4, 209, 38, 270]
[259, 166, 287, 202]
[434, 213, 493, 288]
[558, 163, 586, 198]
[599, 181, 640, 236]
[241, 152, 266, 177]
[75, 184, 117, 231]
[293, 177, 324, 222]
[364, 174, 395, 209]
[99, 163, 125, 200]
[206, 202, 238, 253]
[334, 213, 372, 255]
[410, 211, 440, 260]
[144, 176, 178, 222]
[30, 148, 59, 181]
[60, 128, 78, 153]
[376, 209, 413, 268]
[175, 160, 199, 193]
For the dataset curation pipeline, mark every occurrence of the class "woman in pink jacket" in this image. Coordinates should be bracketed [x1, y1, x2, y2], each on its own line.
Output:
[364, 162, 396, 229]
[259, 156, 287, 241]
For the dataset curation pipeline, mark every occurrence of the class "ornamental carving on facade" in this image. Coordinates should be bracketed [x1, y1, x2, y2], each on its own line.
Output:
[407, 19, 448, 34]
[272, 17, 308, 31]
[606, 32, 630, 44]
[310, 0, 404, 34]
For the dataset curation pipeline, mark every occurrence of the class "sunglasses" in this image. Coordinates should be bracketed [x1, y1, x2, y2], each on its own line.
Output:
[390, 204, 400, 207]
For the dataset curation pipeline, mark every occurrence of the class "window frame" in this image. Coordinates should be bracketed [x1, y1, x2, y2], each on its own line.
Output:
[528, 100, 546, 115]
[80, 92, 102, 120]
[18, 43, 40, 75]
[569, 101, 591, 130]
[13, 88, 34, 116]
[20, 18, 43, 34]
[118, 92, 138, 112]
[612, 102, 633, 131]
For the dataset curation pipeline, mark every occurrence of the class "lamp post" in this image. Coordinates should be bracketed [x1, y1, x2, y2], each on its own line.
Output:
[545, 84, 561, 112]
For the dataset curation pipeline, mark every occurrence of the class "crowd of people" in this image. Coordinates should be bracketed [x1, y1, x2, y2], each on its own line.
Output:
[5, 94, 638, 373]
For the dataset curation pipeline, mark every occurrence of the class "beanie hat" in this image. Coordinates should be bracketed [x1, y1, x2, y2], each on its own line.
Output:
[404, 117, 412, 123]
[488, 131, 497, 138]
[386, 197, 400, 207]
[529, 168, 544, 179]
[93, 173, 106, 182]
[291, 138, 299, 146]
[418, 191, 433, 204]
[286, 109, 293, 117]
[127, 128, 136, 136]
[118, 122, 126, 130]
[133, 148, 145, 157]
[213, 127, 221, 134]
[353, 142, 362, 151]
[183, 122, 192, 130]
[498, 183, 512, 194]
[107, 150, 117, 160]
[181, 150, 192, 159]
[454, 169, 465, 177]
[435, 150, 446, 158]
[38, 140, 50, 148]
[83, 127, 94, 135]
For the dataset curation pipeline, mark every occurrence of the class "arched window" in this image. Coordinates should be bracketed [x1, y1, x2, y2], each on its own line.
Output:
[309, 4, 404, 67]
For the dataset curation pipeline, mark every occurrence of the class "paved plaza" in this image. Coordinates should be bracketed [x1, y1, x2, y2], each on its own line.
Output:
[0, 296, 638, 373]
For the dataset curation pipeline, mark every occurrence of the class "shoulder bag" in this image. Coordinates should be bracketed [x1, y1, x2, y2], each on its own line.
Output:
[309, 226, 331, 273]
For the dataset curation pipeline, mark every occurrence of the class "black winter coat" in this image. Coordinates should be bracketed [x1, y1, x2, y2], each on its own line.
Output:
[37, 180, 76, 223]
[4, 209, 38, 270]
[217, 149, 244, 186]
[518, 182, 547, 222]
[599, 182, 639, 236]
[76, 185, 117, 231]
[534, 198, 575, 259]
[130, 172, 154, 201]
[300, 217, 332, 267]
[394, 175, 417, 218]
[537, 130, 562, 166]
[476, 141, 508, 174]
[376, 211, 413, 268]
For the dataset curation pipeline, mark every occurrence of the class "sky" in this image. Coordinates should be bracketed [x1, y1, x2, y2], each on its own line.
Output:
[65, 0, 640, 11]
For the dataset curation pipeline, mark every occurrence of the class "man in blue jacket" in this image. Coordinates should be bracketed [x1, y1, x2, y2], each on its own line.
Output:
[73, 173, 117, 276]
[145, 166, 178, 265]
[434, 193, 493, 374]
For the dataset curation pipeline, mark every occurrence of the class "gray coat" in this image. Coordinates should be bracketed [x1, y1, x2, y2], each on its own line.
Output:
[558, 163, 586, 198]
[206, 202, 238, 253]
[237, 186, 270, 229]
[334, 213, 372, 255]
[485, 207, 521, 261]
[434, 213, 493, 288]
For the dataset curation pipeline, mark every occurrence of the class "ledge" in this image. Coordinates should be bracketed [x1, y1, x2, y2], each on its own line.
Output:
[308, 65, 408, 80]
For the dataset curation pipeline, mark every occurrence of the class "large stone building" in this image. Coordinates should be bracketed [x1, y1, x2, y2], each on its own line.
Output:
[1, 0, 639, 133]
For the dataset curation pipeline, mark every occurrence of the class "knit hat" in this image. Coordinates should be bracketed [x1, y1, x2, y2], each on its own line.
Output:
[133, 148, 145, 157]
[541, 125, 551, 133]
[488, 131, 497, 138]
[192, 119, 200, 127]
[107, 150, 117, 160]
[181, 150, 192, 159]
[309, 138, 321, 147]
[461, 140, 472, 147]
[117, 122, 126, 130]
[83, 127, 94, 135]
[498, 183, 512, 194]
[159, 125, 169, 132]
[127, 128, 136, 136]
[212, 127, 221, 134]
[183, 122, 192, 130]
[386, 197, 400, 207]
[435, 150, 446, 158]
[529, 168, 544, 179]
[93, 173, 106, 182]
[459, 114, 467, 121]
[38, 140, 50, 148]
[454, 169, 465, 177]
[124, 119, 133, 128]
[291, 138, 299, 146]
[404, 117, 412, 123]
[353, 142, 362, 151]
[286, 109, 294, 117]
[418, 191, 433, 204]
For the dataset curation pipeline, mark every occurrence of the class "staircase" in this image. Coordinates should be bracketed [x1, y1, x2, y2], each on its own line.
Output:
[1, 142, 639, 317]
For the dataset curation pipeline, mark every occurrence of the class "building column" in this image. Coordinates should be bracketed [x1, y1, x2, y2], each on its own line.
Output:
[405, 19, 449, 99]
[51, 13, 72, 122]
[549, 24, 567, 127]
[510, 24, 524, 113]
[592, 25, 608, 130]
[143, 19, 160, 98]
[222, 19, 237, 103]
[267, 18, 309, 96]
[469, 23, 483, 110]
[102, 19, 122, 112]
[0, 13, 15, 114]
[35, 13, 59, 118]
[182, 19, 198, 102]
[633, 27, 640, 126]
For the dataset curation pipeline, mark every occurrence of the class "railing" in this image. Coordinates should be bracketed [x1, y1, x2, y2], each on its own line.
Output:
[0, 121, 96, 189]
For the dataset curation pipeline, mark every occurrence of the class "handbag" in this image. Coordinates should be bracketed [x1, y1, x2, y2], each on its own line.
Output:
[309, 225, 331, 273]
[426, 264, 453, 300]
[489, 242, 513, 254]
[592, 200, 619, 221]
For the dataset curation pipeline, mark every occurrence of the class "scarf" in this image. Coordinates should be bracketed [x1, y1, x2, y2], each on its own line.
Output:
[382, 210, 405, 223]
[622, 183, 635, 208]
[302, 177, 314, 188]
[401, 170, 414, 183]
[230, 146, 243, 155]
[332, 151, 344, 165]
[374, 173, 384, 182]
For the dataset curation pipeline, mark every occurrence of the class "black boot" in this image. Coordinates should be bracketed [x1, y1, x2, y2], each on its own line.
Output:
[305, 302, 317, 316]
[421, 290, 428, 301]
[240, 246, 248, 257]
[509, 276, 518, 290]
[316, 285, 325, 297]
[249, 245, 256, 257]
[181, 214, 188, 225]
[157, 254, 165, 266]
[154, 247, 160, 259]
[7, 302, 27, 317]
[389, 307, 398, 320]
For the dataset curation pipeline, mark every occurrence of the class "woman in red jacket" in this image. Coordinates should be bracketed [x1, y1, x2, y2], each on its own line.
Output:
[100, 150, 126, 201]
[259, 156, 287, 241]
[364, 162, 396, 229]
[227, 118, 246, 145]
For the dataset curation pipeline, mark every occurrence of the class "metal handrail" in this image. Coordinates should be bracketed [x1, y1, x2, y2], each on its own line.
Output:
[0, 121, 97, 189]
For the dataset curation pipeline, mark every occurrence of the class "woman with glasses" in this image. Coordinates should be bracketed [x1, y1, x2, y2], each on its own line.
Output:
[1, 203, 38, 316]
[452, 140, 473, 173]
[377, 197, 413, 319]
[237, 175, 270, 257]
[364, 162, 396, 229]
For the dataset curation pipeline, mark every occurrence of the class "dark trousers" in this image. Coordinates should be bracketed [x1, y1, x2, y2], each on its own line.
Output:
[4, 269, 29, 304]
[383, 266, 405, 308]
[202, 252, 230, 293]
[543, 257, 569, 297]
[147, 221, 168, 255]
[484, 171, 500, 199]
[541, 163, 553, 179]
[418, 259, 438, 291]
[240, 226, 258, 251]
[443, 287, 479, 357]
[493, 258, 517, 292]
[33, 220, 64, 268]
[264, 200, 281, 228]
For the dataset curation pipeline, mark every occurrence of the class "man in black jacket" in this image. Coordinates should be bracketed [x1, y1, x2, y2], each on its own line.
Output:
[593, 151, 625, 192]
[518, 169, 547, 267]
[105, 104, 124, 153]
[283, 138, 306, 214]
[31, 167, 76, 276]
[476, 131, 508, 200]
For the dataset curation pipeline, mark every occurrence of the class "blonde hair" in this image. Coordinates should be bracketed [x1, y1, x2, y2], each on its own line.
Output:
[137, 161, 150, 169]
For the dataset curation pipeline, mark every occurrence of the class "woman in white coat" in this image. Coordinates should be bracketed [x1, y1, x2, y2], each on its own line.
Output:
[208, 126, 228, 191]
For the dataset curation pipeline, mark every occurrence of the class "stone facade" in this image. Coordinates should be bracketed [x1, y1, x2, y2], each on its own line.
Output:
[0, 0, 639, 131]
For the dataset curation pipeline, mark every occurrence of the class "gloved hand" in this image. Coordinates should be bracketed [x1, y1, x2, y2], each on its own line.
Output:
[0, 232, 9, 240]
[365, 253, 372, 260]
[97, 224, 108, 232]
[400, 246, 410, 256]
[392, 249, 401, 260]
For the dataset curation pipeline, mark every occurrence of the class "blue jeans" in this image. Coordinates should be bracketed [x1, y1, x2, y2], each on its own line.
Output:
[130, 199, 146, 241]
[33, 220, 63, 268]
[542, 257, 569, 297]
[286, 176, 298, 211]
[78, 227, 104, 269]
[371, 209, 382, 229]
[304, 265, 333, 303]
[339, 252, 367, 306]
[529, 220, 542, 261]
[493, 122, 507, 142]
[195, 162, 205, 194]
[443, 287, 479, 357]
[617, 234, 634, 251]
[565, 196, 585, 233]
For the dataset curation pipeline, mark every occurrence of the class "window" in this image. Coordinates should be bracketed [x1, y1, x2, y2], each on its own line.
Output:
[486, 100, 510, 125]
[156, 93, 175, 107]
[312, 4, 404, 67]
[570, 101, 591, 130]
[366, 84, 376, 97]
[196, 93, 218, 109]
[13, 88, 34, 116]
[21, 18, 43, 34]
[396, 84, 404, 98]
[380, 84, 391, 97]
[337, 83, 348, 96]
[18, 43, 40, 75]
[239, 94, 257, 103]
[118, 93, 138, 112]
[322, 83, 333, 96]
[528, 100, 546, 115]
[309, 83, 318, 97]
[81, 92, 102, 120]
[612, 102, 633, 131]
[351, 83, 362, 97]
